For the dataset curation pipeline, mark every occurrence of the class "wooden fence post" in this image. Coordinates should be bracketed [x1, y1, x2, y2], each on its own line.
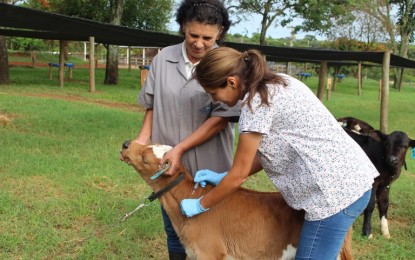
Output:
[31, 50, 36, 68]
[380, 50, 390, 133]
[59, 40, 64, 87]
[326, 77, 332, 101]
[89, 36, 95, 92]
[49, 64, 53, 80]
[358, 62, 362, 96]
[378, 79, 382, 101]
[317, 61, 328, 100]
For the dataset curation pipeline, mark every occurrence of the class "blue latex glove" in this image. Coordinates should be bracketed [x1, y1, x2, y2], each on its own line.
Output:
[180, 197, 208, 217]
[194, 170, 227, 187]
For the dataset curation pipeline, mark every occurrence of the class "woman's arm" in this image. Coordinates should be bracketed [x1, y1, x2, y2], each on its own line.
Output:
[250, 151, 263, 175]
[134, 109, 153, 145]
[199, 132, 262, 209]
[164, 116, 229, 174]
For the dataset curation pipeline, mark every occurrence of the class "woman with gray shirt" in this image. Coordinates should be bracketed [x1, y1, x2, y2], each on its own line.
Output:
[134, 1, 239, 259]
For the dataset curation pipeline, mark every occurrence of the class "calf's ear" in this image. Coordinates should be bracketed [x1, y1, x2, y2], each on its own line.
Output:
[370, 130, 387, 142]
[142, 148, 154, 164]
[409, 139, 415, 148]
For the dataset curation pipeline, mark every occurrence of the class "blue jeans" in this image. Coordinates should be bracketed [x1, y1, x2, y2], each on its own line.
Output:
[161, 206, 186, 254]
[295, 189, 371, 260]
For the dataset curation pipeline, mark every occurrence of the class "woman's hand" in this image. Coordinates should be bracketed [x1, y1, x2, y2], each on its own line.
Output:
[180, 197, 208, 217]
[162, 145, 184, 175]
[194, 170, 227, 187]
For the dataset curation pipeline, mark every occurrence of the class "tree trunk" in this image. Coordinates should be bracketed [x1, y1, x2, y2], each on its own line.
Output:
[317, 61, 328, 100]
[393, 68, 403, 90]
[259, 7, 268, 46]
[63, 40, 69, 61]
[104, 0, 124, 85]
[0, 35, 9, 85]
[0, 0, 11, 84]
[394, 30, 411, 91]
[332, 66, 340, 91]
[380, 51, 390, 133]
[104, 44, 119, 85]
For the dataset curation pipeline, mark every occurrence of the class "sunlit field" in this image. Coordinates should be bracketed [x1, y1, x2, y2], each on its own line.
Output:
[1, 65, 414, 259]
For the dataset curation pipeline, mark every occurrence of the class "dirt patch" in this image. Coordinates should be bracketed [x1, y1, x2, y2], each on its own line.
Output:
[0, 113, 12, 126]
[22, 93, 145, 112]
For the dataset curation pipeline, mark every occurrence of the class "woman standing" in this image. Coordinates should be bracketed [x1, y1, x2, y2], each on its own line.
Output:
[134, 2, 238, 259]
[181, 47, 379, 259]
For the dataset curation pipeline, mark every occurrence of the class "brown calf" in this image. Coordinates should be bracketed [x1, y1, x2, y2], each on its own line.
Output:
[120, 141, 353, 260]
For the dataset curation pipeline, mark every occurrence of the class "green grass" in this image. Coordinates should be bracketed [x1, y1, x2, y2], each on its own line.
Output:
[9, 51, 89, 65]
[4, 66, 140, 103]
[0, 67, 414, 259]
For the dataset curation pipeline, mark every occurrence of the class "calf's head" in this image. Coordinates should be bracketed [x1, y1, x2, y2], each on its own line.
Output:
[374, 131, 415, 170]
[386, 132, 415, 168]
[120, 140, 172, 182]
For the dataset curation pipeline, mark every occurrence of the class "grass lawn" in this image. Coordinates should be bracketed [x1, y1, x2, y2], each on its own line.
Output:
[0, 66, 414, 259]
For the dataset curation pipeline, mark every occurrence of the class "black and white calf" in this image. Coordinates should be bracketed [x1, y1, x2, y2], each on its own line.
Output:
[337, 116, 374, 134]
[344, 127, 415, 238]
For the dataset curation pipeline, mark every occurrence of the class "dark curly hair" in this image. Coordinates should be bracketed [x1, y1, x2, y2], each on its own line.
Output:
[175, 0, 231, 43]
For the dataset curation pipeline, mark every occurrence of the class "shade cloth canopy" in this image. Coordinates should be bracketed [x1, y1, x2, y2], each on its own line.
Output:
[1, 2, 415, 68]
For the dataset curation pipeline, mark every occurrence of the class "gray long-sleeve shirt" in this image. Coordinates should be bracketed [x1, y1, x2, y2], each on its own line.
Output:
[138, 43, 240, 175]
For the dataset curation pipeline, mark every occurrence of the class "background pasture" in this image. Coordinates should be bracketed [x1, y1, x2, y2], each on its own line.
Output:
[0, 65, 414, 259]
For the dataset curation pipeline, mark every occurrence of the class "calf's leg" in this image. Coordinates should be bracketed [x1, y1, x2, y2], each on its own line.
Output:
[377, 186, 391, 239]
[362, 188, 376, 238]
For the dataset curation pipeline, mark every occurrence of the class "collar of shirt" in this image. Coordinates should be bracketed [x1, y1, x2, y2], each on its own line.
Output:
[182, 42, 199, 80]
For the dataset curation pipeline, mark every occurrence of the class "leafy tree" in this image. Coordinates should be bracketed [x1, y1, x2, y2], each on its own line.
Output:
[227, 0, 354, 46]
[22, 0, 174, 85]
[303, 34, 317, 43]
[390, 0, 415, 89]
[292, 0, 355, 35]
[25, 0, 173, 30]
[122, 0, 173, 32]
[8, 37, 48, 51]
[330, 37, 369, 51]
[326, 11, 388, 51]
[234, 0, 293, 45]
[296, 35, 319, 47]
[352, 0, 415, 89]
[24, 0, 110, 20]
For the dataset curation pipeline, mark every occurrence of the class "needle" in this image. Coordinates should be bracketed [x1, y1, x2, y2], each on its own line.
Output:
[191, 183, 199, 195]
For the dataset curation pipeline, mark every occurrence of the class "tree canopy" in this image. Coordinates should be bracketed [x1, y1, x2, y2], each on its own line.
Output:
[23, 0, 174, 31]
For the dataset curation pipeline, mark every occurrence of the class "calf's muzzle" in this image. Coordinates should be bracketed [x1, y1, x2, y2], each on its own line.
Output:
[122, 140, 131, 149]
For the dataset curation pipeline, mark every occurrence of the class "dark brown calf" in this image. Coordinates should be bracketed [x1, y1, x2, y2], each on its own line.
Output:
[337, 116, 374, 134]
[120, 141, 353, 259]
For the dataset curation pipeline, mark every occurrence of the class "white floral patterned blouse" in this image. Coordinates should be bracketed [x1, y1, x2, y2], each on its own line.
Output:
[238, 74, 379, 220]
